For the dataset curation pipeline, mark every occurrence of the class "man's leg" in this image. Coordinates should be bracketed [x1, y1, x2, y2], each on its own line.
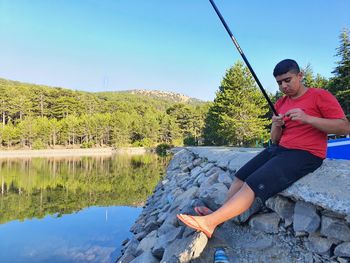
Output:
[225, 177, 244, 201]
[178, 182, 255, 237]
[195, 177, 245, 215]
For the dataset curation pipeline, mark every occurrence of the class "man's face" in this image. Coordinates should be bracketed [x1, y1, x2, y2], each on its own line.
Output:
[275, 71, 303, 97]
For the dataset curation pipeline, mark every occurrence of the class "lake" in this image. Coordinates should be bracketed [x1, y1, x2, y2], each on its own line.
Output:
[0, 153, 169, 263]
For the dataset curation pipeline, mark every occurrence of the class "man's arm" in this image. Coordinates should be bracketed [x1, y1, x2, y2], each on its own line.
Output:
[270, 115, 284, 144]
[285, 108, 350, 135]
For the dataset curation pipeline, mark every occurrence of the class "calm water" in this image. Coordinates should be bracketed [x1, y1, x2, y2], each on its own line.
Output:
[0, 153, 169, 263]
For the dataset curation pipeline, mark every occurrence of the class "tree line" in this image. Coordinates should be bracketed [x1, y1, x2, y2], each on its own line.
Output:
[0, 79, 209, 149]
[0, 28, 348, 149]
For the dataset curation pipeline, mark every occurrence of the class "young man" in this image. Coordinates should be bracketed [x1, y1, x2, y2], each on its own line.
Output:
[177, 59, 350, 238]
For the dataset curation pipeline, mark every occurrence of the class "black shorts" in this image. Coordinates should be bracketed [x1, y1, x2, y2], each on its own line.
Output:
[235, 145, 323, 203]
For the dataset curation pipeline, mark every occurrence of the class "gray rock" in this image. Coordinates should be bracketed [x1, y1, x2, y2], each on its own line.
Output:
[152, 226, 184, 258]
[157, 212, 168, 225]
[205, 166, 224, 178]
[167, 149, 194, 172]
[321, 216, 350, 241]
[293, 201, 320, 233]
[346, 216, 350, 224]
[122, 238, 140, 257]
[265, 195, 295, 226]
[130, 251, 159, 263]
[201, 162, 214, 173]
[136, 230, 158, 255]
[194, 172, 207, 186]
[158, 210, 180, 235]
[134, 231, 147, 241]
[249, 212, 280, 234]
[161, 232, 208, 263]
[190, 166, 203, 178]
[337, 257, 350, 263]
[239, 236, 274, 250]
[192, 158, 202, 167]
[144, 220, 159, 234]
[198, 183, 228, 211]
[116, 253, 135, 263]
[305, 233, 334, 255]
[334, 242, 350, 257]
[171, 186, 199, 212]
[217, 171, 233, 188]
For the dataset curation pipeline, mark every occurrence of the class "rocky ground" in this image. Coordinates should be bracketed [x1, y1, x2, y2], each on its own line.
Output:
[117, 147, 350, 263]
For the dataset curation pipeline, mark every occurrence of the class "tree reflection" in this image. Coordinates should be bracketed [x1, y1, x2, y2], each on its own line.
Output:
[0, 154, 170, 224]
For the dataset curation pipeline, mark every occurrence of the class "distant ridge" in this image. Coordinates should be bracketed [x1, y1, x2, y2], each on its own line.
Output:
[119, 89, 204, 104]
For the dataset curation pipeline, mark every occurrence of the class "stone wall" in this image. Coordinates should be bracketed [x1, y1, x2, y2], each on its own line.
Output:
[117, 147, 350, 263]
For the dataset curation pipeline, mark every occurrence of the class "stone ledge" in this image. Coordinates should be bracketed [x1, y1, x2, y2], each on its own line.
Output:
[117, 147, 350, 263]
[187, 147, 350, 217]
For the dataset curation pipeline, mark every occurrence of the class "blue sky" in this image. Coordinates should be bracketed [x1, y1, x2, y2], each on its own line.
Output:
[1, 0, 349, 101]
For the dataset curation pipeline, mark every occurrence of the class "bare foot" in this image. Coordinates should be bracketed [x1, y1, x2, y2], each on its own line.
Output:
[177, 214, 215, 238]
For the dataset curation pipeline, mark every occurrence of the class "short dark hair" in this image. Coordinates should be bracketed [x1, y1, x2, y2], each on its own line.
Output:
[273, 59, 300, 77]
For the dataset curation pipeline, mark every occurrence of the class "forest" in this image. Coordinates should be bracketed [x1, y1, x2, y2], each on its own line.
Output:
[0, 29, 348, 149]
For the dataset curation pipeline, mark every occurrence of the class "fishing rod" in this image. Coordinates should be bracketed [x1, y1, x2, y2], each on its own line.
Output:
[208, 0, 279, 116]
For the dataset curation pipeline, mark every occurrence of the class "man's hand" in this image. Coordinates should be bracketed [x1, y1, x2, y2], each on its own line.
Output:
[272, 114, 285, 127]
[285, 108, 309, 123]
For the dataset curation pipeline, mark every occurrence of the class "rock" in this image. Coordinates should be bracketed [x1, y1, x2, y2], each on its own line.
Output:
[334, 242, 350, 257]
[136, 230, 157, 255]
[201, 162, 214, 173]
[192, 158, 202, 167]
[217, 171, 233, 188]
[144, 220, 159, 234]
[194, 172, 207, 186]
[173, 186, 199, 208]
[121, 238, 130, 246]
[198, 183, 228, 211]
[249, 212, 280, 234]
[321, 216, 350, 242]
[293, 201, 320, 233]
[265, 195, 295, 226]
[161, 232, 208, 263]
[152, 226, 184, 258]
[305, 233, 334, 255]
[130, 251, 160, 263]
[167, 149, 194, 172]
[158, 210, 180, 235]
[116, 253, 135, 263]
[122, 238, 139, 257]
[205, 166, 224, 178]
[190, 166, 203, 178]
[337, 257, 350, 263]
[239, 236, 274, 250]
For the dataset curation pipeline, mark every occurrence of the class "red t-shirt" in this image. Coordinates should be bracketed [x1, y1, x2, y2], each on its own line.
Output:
[275, 88, 345, 159]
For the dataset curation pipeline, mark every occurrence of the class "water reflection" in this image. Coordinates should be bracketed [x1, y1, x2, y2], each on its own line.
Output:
[0, 153, 169, 262]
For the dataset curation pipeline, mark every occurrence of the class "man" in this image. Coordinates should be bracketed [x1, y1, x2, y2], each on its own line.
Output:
[177, 59, 350, 238]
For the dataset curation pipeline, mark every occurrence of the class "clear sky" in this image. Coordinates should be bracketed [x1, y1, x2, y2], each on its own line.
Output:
[1, 0, 349, 101]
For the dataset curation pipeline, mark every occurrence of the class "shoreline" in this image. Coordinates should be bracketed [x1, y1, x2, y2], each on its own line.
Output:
[0, 147, 151, 158]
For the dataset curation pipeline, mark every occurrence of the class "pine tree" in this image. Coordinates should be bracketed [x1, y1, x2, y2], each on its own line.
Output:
[328, 28, 350, 116]
[204, 61, 270, 146]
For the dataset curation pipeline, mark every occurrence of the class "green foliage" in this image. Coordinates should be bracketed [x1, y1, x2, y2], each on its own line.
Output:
[0, 78, 210, 148]
[327, 28, 350, 115]
[155, 143, 172, 156]
[302, 63, 328, 88]
[0, 154, 170, 224]
[32, 139, 45, 149]
[204, 61, 270, 146]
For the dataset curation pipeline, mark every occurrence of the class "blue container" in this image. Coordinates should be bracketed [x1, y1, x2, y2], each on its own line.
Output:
[327, 138, 350, 160]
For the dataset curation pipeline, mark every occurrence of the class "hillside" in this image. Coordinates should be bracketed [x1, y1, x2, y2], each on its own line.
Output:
[116, 89, 204, 104]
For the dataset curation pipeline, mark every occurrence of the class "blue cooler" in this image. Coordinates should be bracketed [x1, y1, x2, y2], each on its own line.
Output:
[327, 138, 350, 160]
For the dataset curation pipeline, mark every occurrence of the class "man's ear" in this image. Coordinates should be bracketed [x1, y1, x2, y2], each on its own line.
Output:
[298, 71, 304, 81]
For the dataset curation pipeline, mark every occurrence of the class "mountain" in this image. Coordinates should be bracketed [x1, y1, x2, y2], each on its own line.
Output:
[117, 89, 204, 104]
